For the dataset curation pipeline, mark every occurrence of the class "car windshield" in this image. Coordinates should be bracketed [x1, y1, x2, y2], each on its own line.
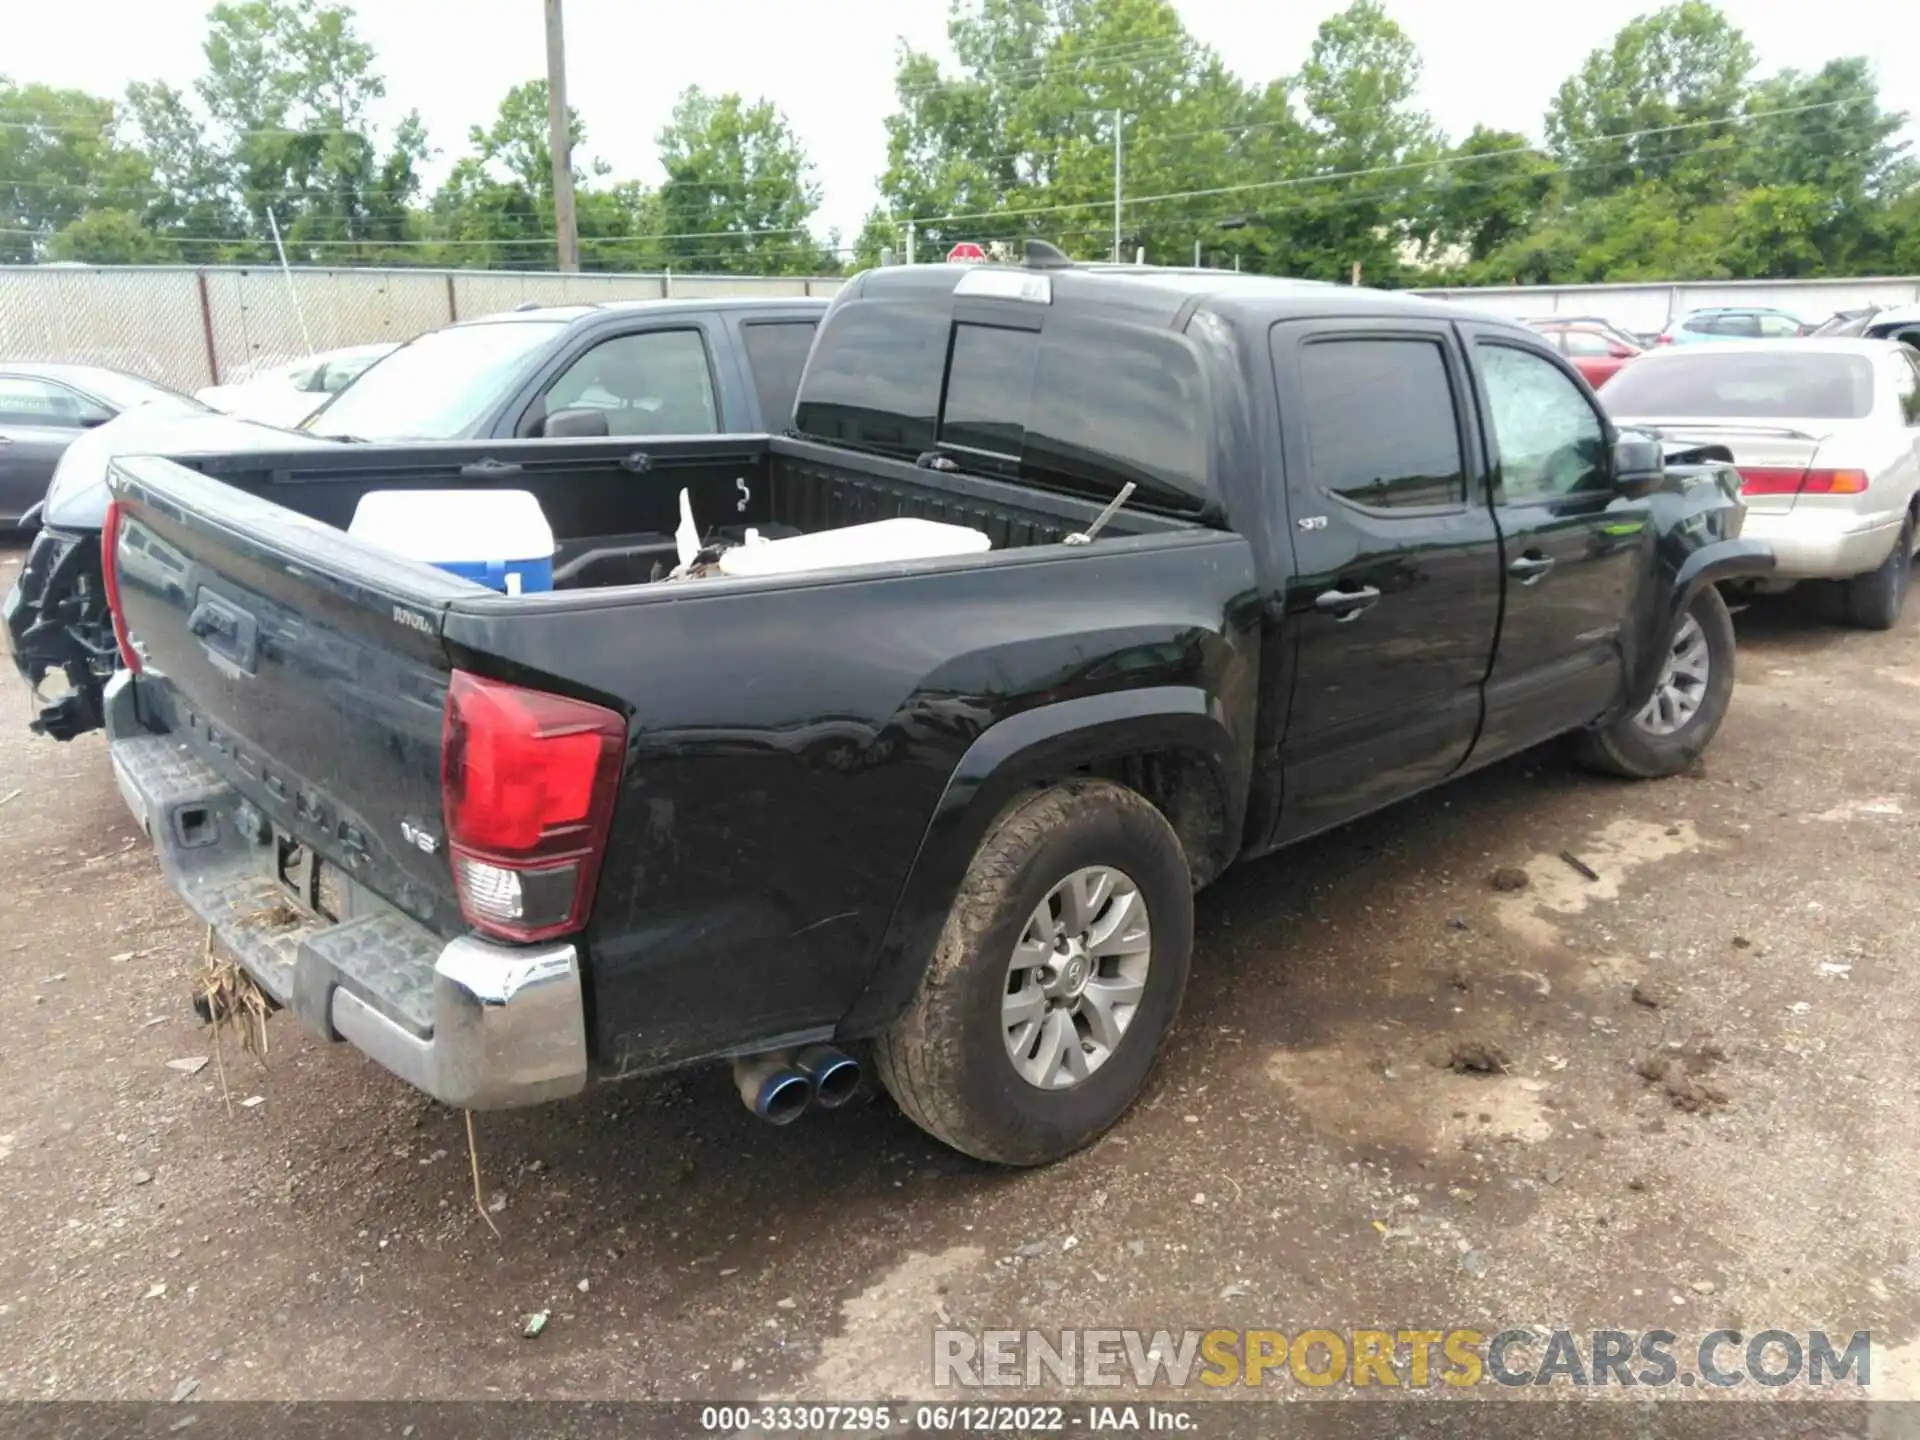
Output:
[1603, 351, 1876, 420]
[304, 321, 567, 439]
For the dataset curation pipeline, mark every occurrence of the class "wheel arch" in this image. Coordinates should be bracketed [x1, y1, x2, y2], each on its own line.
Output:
[837, 685, 1245, 1036]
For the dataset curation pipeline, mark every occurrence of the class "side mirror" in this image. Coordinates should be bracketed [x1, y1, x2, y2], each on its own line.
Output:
[1608, 343, 1634, 359]
[1612, 435, 1664, 499]
[542, 406, 611, 438]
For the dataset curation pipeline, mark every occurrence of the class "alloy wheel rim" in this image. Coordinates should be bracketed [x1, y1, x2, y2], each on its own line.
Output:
[1001, 866, 1152, 1089]
[1635, 613, 1709, 737]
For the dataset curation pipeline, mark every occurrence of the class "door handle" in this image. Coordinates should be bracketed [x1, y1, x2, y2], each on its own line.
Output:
[1508, 553, 1556, 585]
[1314, 585, 1382, 621]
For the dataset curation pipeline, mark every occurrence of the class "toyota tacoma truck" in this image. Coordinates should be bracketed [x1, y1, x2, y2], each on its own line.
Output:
[5, 295, 825, 740]
[96, 254, 1770, 1166]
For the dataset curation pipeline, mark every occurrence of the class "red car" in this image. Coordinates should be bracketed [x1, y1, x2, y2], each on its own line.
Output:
[1526, 320, 1643, 389]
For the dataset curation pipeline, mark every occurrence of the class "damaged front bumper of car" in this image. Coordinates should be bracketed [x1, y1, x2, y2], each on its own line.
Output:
[4, 524, 115, 741]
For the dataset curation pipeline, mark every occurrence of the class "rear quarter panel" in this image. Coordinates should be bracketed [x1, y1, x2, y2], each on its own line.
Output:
[439, 530, 1261, 1076]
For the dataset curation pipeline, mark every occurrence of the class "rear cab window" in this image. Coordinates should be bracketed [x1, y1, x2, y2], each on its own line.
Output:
[795, 277, 1212, 513]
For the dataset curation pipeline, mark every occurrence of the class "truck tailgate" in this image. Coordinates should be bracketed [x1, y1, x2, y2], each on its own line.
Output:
[106, 452, 475, 949]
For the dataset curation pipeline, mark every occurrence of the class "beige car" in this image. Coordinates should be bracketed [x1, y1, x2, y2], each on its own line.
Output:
[1604, 339, 1920, 629]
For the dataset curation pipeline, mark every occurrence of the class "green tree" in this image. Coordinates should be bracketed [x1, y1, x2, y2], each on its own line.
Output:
[428, 78, 672, 272]
[1415, 126, 1558, 268]
[46, 208, 172, 263]
[427, 80, 576, 269]
[195, 0, 422, 259]
[0, 79, 153, 261]
[873, 0, 1259, 265]
[466, 79, 586, 199]
[1734, 58, 1910, 273]
[1250, 0, 1439, 283]
[122, 80, 245, 261]
[1544, 1, 1754, 200]
[655, 87, 828, 274]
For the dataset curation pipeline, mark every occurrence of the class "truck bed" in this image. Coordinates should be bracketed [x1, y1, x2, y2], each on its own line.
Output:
[158, 433, 1197, 595]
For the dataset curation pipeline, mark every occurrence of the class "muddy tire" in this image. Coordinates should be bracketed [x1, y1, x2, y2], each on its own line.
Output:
[872, 780, 1192, 1166]
[1842, 512, 1913, 632]
[1577, 584, 1736, 780]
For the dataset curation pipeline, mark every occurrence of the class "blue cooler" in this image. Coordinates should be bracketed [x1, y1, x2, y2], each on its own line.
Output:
[348, 489, 555, 595]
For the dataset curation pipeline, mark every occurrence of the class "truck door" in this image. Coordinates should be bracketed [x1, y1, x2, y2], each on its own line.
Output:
[1459, 327, 1652, 759]
[1268, 320, 1503, 843]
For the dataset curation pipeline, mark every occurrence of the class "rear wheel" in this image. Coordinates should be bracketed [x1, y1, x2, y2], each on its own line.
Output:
[873, 780, 1192, 1166]
[1577, 584, 1736, 779]
[1842, 512, 1913, 631]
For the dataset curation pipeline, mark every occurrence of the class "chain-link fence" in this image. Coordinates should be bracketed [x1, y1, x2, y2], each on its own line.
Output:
[0, 264, 847, 393]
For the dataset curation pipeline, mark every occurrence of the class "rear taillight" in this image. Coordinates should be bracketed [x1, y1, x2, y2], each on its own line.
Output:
[1802, 469, 1870, 494]
[99, 499, 141, 673]
[1655, 334, 1673, 345]
[441, 671, 625, 943]
[1738, 468, 1869, 496]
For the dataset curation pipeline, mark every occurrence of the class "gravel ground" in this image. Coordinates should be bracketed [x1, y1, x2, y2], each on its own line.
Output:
[1, 538, 1917, 1411]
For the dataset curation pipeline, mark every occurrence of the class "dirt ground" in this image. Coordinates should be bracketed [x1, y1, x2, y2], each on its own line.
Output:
[2, 535, 1918, 1411]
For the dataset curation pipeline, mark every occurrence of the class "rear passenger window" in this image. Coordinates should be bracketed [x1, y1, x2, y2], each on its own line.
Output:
[1026, 320, 1208, 508]
[1299, 339, 1466, 509]
[740, 320, 818, 431]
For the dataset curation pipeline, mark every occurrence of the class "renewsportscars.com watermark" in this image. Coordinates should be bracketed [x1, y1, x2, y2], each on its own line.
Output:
[933, 1328, 1872, 1391]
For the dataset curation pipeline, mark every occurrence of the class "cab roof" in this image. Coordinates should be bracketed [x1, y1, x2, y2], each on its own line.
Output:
[842, 260, 1518, 333]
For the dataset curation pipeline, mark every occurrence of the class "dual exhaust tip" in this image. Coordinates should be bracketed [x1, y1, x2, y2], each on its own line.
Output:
[733, 1045, 860, 1125]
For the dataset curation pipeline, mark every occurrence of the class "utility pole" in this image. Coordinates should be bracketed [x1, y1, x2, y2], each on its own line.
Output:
[1111, 109, 1123, 264]
[544, 0, 579, 273]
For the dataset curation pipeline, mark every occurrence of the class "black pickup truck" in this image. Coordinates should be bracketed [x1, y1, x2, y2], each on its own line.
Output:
[5, 294, 825, 740]
[98, 256, 1770, 1166]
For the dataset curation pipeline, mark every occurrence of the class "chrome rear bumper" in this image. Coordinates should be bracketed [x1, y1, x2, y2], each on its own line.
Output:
[106, 671, 587, 1109]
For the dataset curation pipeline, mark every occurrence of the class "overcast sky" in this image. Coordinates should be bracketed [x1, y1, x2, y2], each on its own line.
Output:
[8, 0, 1913, 249]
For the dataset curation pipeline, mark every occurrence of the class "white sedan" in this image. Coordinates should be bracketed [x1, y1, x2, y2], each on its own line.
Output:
[1603, 338, 1920, 629]
[194, 343, 399, 429]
